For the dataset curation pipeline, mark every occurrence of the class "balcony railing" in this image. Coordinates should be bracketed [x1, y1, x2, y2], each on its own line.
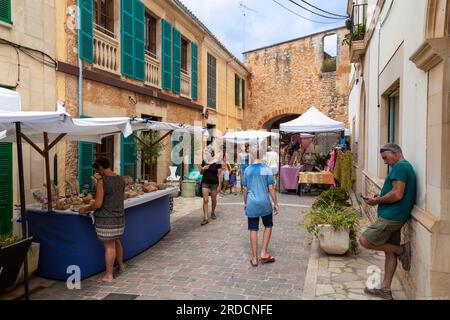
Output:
[145, 53, 160, 88]
[345, 3, 368, 62]
[93, 27, 120, 75]
[181, 72, 190, 98]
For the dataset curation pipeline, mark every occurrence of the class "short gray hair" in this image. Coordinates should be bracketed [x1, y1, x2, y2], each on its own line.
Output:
[380, 143, 402, 154]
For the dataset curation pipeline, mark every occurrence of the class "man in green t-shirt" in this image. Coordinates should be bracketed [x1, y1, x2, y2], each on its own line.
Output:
[360, 143, 416, 300]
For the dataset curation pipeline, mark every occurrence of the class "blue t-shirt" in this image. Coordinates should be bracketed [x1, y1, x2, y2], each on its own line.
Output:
[242, 163, 275, 218]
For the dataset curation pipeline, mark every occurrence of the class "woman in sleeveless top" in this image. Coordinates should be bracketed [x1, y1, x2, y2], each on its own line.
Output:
[80, 156, 125, 282]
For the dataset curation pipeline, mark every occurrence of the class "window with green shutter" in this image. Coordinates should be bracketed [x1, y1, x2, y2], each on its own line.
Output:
[121, 133, 137, 180]
[242, 78, 245, 109]
[172, 27, 181, 94]
[79, 0, 94, 63]
[134, 0, 145, 81]
[0, 142, 12, 236]
[121, 0, 145, 80]
[161, 19, 172, 90]
[191, 42, 198, 100]
[78, 141, 94, 193]
[207, 53, 216, 108]
[0, 0, 11, 24]
[235, 74, 240, 107]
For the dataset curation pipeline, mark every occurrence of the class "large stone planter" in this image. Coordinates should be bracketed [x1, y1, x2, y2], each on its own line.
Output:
[317, 224, 350, 255]
[0, 237, 33, 292]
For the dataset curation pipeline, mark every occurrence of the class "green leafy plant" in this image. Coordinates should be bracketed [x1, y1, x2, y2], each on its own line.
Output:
[312, 187, 351, 209]
[0, 235, 20, 248]
[342, 24, 366, 46]
[314, 153, 329, 169]
[136, 131, 165, 180]
[303, 203, 359, 254]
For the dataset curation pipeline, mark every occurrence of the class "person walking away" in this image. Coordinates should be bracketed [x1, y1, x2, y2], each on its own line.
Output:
[237, 144, 251, 193]
[263, 146, 279, 186]
[360, 143, 416, 300]
[198, 150, 222, 225]
[79, 157, 125, 282]
[242, 151, 279, 267]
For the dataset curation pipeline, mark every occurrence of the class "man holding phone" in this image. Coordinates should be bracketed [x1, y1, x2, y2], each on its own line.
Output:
[242, 145, 279, 268]
[360, 143, 416, 300]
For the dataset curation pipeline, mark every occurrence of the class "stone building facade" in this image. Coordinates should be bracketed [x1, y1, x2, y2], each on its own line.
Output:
[243, 27, 350, 130]
[54, 0, 249, 192]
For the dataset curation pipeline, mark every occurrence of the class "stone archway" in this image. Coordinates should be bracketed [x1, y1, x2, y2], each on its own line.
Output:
[262, 113, 300, 130]
[257, 107, 306, 129]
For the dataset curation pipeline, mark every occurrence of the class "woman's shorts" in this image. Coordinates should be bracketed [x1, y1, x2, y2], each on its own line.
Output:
[202, 183, 218, 191]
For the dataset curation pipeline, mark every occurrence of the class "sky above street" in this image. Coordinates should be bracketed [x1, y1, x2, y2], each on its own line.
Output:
[180, 0, 348, 61]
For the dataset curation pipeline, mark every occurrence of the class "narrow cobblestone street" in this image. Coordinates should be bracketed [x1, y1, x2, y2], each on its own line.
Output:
[30, 193, 312, 300]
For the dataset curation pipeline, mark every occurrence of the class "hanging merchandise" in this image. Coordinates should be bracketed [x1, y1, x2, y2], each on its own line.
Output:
[333, 150, 355, 190]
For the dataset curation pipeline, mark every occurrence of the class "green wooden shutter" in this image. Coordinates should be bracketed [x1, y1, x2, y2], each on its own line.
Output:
[134, 0, 145, 81]
[171, 139, 181, 177]
[78, 141, 94, 192]
[0, 0, 11, 24]
[79, 0, 94, 63]
[235, 74, 239, 106]
[121, 0, 134, 78]
[172, 27, 181, 94]
[242, 79, 245, 109]
[388, 96, 395, 143]
[121, 134, 137, 179]
[161, 19, 172, 90]
[191, 42, 198, 100]
[0, 142, 12, 236]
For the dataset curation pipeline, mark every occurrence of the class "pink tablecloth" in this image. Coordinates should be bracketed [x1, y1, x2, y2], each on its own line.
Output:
[279, 166, 300, 192]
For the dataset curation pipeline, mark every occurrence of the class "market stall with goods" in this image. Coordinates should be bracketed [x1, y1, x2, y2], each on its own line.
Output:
[0, 88, 207, 289]
[279, 106, 354, 194]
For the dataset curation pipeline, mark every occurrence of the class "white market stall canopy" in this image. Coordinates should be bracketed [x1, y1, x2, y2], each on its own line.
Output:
[223, 130, 279, 143]
[279, 106, 345, 133]
[0, 108, 137, 144]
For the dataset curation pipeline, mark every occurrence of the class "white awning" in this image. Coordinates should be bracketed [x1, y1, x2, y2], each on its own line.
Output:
[223, 130, 279, 143]
[0, 103, 138, 143]
[280, 106, 345, 133]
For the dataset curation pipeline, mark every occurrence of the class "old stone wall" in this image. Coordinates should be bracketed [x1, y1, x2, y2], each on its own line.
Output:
[244, 27, 350, 129]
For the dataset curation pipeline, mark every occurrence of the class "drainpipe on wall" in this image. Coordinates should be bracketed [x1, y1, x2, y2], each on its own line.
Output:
[226, 59, 232, 131]
[78, 9, 83, 117]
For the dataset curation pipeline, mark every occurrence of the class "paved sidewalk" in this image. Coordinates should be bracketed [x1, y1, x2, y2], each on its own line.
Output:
[26, 192, 312, 300]
[302, 193, 408, 300]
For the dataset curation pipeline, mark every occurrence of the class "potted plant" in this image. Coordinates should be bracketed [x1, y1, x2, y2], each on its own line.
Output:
[302, 188, 359, 255]
[0, 236, 34, 292]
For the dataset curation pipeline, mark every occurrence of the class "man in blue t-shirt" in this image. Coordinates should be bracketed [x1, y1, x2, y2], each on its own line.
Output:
[360, 143, 416, 300]
[242, 153, 279, 267]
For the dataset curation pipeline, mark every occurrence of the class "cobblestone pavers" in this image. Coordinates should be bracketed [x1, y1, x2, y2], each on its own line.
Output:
[29, 193, 312, 300]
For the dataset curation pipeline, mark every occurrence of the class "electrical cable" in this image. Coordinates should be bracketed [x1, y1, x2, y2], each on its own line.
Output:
[272, 0, 340, 24]
[299, 0, 348, 18]
[287, 0, 346, 20]
[0, 38, 57, 69]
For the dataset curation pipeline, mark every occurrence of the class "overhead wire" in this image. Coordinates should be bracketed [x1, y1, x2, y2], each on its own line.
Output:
[271, 0, 340, 24]
[287, 0, 346, 20]
[299, 0, 348, 18]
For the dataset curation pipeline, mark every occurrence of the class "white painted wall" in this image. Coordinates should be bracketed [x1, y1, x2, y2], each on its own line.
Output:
[352, 0, 428, 208]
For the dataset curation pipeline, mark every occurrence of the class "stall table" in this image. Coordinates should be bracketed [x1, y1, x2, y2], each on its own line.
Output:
[298, 172, 335, 196]
[27, 187, 177, 280]
[279, 166, 301, 193]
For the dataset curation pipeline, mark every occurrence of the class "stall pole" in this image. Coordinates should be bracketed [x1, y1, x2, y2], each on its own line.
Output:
[15, 122, 30, 300]
[43, 133, 52, 212]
